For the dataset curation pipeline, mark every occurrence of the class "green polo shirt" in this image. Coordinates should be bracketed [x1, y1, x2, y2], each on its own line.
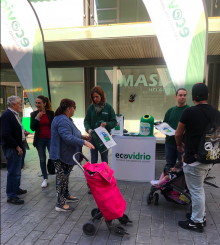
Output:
[163, 104, 189, 145]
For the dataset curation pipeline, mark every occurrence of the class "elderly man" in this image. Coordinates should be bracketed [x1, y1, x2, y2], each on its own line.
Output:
[1, 96, 27, 204]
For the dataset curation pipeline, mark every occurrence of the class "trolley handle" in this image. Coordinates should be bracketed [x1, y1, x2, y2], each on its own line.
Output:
[73, 152, 90, 173]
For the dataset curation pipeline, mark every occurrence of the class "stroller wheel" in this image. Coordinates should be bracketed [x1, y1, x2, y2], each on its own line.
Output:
[152, 193, 159, 205]
[83, 221, 96, 236]
[146, 192, 152, 204]
[91, 208, 102, 220]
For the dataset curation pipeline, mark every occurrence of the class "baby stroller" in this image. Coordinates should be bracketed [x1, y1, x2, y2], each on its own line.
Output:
[73, 153, 132, 236]
[147, 168, 191, 206]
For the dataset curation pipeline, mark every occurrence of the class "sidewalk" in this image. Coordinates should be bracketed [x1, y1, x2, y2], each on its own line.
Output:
[1, 144, 220, 245]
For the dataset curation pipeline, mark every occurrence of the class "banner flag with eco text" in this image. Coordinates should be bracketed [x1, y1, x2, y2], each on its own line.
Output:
[142, 0, 208, 104]
[1, 0, 50, 108]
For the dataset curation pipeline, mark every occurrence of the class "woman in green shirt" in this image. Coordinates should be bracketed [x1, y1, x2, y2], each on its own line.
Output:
[84, 86, 117, 165]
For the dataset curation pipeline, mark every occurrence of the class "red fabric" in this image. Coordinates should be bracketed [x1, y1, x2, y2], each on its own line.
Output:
[38, 114, 51, 139]
[83, 162, 126, 221]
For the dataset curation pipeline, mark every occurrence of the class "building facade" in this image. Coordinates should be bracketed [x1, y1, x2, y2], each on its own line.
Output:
[1, 0, 220, 141]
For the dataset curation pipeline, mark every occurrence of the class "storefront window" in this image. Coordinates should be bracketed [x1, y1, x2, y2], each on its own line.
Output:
[118, 66, 176, 139]
[96, 67, 113, 107]
[48, 68, 84, 132]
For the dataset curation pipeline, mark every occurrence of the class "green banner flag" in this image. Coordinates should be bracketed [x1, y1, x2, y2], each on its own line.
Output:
[143, 0, 208, 104]
[1, 0, 50, 108]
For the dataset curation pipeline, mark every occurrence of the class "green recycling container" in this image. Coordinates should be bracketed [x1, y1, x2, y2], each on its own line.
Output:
[139, 114, 154, 137]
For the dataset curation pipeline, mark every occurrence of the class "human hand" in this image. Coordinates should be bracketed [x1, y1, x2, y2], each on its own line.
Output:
[84, 141, 95, 150]
[24, 131, 30, 136]
[101, 122, 106, 127]
[16, 146, 23, 156]
[37, 111, 44, 119]
[177, 145, 184, 153]
[88, 129, 93, 135]
[82, 135, 91, 141]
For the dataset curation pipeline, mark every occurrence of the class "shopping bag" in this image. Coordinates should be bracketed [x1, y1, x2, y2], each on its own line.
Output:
[111, 115, 124, 136]
[94, 127, 116, 150]
[84, 161, 126, 221]
[47, 159, 55, 175]
[91, 130, 108, 154]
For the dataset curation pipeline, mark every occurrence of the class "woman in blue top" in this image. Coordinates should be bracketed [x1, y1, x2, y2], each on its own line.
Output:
[50, 99, 94, 212]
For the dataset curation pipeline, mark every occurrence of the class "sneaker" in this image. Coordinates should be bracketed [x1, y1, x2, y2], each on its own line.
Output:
[41, 179, 48, 188]
[7, 197, 24, 205]
[178, 219, 204, 232]
[55, 204, 74, 212]
[150, 180, 159, 186]
[17, 188, 27, 195]
[186, 213, 206, 226]
[65, 196, 79, 203]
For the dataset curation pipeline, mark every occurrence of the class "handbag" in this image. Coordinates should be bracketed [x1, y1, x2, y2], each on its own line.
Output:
[47, 159, 55, 175]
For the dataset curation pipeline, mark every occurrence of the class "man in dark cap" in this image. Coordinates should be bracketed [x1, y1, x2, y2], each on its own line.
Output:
[175, 83, 220, 232]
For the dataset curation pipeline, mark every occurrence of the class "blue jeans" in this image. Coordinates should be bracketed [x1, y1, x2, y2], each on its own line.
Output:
[183, 163, 212, 223]
[90, 138, 108, 164]
[36, 138, 51, 179]
[165, 144, 184, 169]
[3, 148, 24, 199]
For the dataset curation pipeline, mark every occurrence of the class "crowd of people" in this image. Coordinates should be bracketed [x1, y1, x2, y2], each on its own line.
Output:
[1, 83, 219, 233]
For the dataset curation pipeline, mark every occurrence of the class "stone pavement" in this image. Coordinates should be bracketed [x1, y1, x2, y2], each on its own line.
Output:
[1, 143, 220, 245]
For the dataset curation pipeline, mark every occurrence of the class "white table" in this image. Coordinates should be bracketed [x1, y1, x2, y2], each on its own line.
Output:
[112, 135, 156, 182]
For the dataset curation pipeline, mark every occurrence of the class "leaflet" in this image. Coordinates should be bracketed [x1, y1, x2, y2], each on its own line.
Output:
[155, 123, 176, 136]
[94, 127, 117, 149]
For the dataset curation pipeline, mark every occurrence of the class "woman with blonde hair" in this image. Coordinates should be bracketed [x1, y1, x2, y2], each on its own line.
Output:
[30, 95, 54, 188]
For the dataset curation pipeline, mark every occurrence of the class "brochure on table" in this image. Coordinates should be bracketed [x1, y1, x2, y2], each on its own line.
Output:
[155, 123, 176, 136]
[94, 127, 117, 149]
[111, 115, 124, 136]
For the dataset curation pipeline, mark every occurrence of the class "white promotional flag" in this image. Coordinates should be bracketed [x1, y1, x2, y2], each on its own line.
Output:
[1, 0, 50, 107]
[143, 0, 208, 104]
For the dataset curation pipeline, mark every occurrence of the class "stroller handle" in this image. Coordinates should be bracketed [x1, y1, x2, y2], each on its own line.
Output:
[73, 152, 90, 173]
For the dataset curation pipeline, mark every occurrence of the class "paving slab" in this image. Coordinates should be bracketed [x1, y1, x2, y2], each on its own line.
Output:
[1, 144, 220, 245]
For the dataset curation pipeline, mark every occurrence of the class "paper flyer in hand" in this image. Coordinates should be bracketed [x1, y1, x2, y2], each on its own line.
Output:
[155, 123, 176, 136]
[94, 127, 117, 149]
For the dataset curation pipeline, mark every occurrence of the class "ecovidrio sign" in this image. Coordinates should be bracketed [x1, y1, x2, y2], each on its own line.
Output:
[142, 0, 208, 105]
[115, 152, 151, 161]
[111, 136, 156, 182]
[1, 0, 50, 108]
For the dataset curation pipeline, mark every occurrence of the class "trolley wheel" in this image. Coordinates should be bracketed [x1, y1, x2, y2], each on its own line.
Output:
[91, 208, 99, 217]
[83, 221, 96, 236]
[114, 225, 126, 235]
[118, 214, 129, 225]
[146, 192, 152, 204]
[152, 193, 159, 205]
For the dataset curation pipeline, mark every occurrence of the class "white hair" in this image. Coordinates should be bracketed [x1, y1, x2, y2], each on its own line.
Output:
[7, 96, 21, 107]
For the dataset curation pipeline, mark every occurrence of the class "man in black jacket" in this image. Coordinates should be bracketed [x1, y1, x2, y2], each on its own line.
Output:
[1, 96, 27, 204]
[175, 83, 220, 232]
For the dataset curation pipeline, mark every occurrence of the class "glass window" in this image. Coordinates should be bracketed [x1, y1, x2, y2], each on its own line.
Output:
[118, 66, 177, 139]
[0, 69, 20, 83]
[49, 68, 85, 133]
[96, 67, 113, 107]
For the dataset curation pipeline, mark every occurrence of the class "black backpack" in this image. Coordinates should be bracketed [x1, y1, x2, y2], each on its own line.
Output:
[192, 107, 220, 164]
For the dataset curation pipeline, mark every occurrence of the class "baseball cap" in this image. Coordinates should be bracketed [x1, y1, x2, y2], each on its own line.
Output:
[191, 83, 209, 101]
